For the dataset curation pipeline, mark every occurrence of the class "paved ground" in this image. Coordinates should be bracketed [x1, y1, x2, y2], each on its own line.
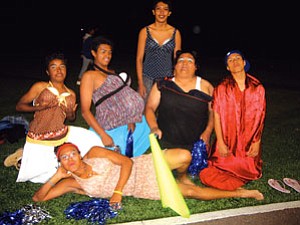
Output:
[115, 201, 300, 225]
[189, 208, 300, 225]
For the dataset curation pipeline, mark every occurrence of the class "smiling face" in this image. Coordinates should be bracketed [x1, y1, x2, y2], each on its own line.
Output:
[152, 1, 171, 22]
[92, 44, 113, 68]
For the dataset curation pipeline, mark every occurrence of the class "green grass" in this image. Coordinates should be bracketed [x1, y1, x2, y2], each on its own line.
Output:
[0, 57, 299, 224]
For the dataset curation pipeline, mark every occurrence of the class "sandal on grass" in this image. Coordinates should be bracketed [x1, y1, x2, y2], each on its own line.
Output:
[283, 178, 300, 193]
[4, 148, 23, 168]
[268, 179, 291, 193]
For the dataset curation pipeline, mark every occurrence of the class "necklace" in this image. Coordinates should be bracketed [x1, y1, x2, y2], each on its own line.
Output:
[84, 163, 93, 178]
[76, 163, 93, 178]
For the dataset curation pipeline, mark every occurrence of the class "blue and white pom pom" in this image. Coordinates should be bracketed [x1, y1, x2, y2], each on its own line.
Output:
[64, 198, 119, 225]
[0, 204, 51, 225]
[188, 139, 208, 178]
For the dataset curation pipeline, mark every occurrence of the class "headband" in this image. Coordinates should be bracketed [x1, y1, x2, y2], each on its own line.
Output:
[56, 143, 79, 158]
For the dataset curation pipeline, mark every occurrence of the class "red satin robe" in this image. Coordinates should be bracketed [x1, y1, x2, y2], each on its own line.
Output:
[200, 74, 266, 190]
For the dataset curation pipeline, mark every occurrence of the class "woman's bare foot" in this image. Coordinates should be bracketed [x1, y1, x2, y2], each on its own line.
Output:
[238, 188, 264, 200]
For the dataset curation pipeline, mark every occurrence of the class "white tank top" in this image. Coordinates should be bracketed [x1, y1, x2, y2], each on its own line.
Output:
[172, 76, 202, 91]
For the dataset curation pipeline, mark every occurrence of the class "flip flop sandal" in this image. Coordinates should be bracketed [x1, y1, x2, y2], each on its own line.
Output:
[283, 178, 300, 193]
[4, 148, 23, 167]
[268, 179, 291, 193]
[14, 158, 22, 170]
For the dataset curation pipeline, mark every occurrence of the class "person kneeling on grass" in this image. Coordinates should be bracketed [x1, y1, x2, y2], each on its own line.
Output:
[32, 142, 264, 206]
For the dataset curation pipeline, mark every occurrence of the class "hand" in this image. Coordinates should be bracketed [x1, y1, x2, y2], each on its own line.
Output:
[35, 100, 58, 111]
[56, 166, 72, 179]
[138, 84, 147, 99]
[151, 127, 162, 139]
[200, 132, 211, 150]
[127, 123, 136, 132]
[217, 142, 230, 157]
[101, 132, 115, 147]
[64, 103, 78, 120]
[109, 193, 123, 210]
[247, 141, 260, 157]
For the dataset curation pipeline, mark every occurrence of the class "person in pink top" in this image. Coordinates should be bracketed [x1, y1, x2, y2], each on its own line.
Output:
[200, 50, 266, 190]
[32, 142, 264, 207]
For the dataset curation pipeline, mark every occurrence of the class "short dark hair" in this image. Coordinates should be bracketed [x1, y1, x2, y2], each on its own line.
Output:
[175, 49, 199, 64]
[91, 36, 114, 52]
[152, 0, 172, 11]
[45, 52, 67, 69]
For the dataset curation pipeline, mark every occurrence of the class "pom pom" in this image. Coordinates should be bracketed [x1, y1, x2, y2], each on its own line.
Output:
[188, 139, 208, 178]
[0, 209, 23, 225]
[64, 198, 119, 224]
[125, 130, 133, 158]
[0, 204, 51, 225]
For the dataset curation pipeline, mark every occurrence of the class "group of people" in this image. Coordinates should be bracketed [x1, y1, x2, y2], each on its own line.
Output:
[6, 0, 266, 211]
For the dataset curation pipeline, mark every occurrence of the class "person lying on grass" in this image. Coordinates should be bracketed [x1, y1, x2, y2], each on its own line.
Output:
[33, 142, 264, 206]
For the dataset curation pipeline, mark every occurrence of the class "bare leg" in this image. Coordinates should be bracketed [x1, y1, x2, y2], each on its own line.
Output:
[164, 149, 195, 186]
[164, 149, 263, 201]
[177, 183, 264, 201]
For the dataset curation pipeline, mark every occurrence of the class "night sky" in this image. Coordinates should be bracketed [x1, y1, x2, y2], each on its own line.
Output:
[0, 0, 298, 61]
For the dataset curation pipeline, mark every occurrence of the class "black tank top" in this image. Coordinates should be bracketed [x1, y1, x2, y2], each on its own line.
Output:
[157, 78, 212, 146]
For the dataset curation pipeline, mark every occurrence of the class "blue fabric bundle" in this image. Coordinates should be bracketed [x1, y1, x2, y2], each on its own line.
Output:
[188, 139, 208, 178]
[64, 198, 118, 224]
[125, 130, 133, 158]
[0, 204, 51, 225]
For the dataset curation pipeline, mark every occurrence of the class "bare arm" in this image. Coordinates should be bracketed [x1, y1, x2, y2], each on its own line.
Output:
[86, 147, 133, 204]
[32, 166, 81, 202]
[16, 82, 49, 112]
[144, 83, 162, 138]
[136, 27, 147, 98]
[80, 72, 113, 147]
[200, 80, 214, 145]
[63, 89, 78, 121]
[200, 101, 214, 146]
[173, 29, 182, 58]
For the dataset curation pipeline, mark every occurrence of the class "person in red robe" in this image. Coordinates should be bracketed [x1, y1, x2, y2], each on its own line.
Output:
[200, 50, 266, 190]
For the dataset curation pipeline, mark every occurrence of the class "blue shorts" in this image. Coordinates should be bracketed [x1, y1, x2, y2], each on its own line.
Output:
[90, 116, 150, 157]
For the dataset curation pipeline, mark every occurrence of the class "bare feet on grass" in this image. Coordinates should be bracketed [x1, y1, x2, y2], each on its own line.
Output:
[238, 188, 264, 200]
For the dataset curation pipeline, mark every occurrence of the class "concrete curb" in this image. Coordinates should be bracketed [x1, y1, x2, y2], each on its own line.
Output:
[115, 200, 300, 225]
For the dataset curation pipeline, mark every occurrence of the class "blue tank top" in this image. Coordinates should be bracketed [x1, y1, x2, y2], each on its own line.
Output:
[143, 27, 176, 80]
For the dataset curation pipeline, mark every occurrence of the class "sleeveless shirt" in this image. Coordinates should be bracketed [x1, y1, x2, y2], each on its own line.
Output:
[72, 154, 160, 200]
[157, 77, 212, 146]
[28, 82, 75, 140]
[93, 75, 144, 130]
[143, 27, 176, 79]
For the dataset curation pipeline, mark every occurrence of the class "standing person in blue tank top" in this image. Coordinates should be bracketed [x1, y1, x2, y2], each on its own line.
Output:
[136, 0, 181, 102]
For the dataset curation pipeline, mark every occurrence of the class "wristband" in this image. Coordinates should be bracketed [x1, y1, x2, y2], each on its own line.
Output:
[113, 190, 123, 195]
[48, 179, 55, 187]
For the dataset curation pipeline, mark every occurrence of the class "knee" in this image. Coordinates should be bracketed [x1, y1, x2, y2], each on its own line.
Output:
[180, 149, 192, 165]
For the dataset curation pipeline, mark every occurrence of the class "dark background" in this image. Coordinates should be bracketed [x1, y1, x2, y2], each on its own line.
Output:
[0, 0, 298, 82]
[1, 0, 298, 58]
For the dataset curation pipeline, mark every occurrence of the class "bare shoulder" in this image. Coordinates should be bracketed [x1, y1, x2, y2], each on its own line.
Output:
[84, 146, 108, 159]
[29, 81, 48, 93]
[138, 26, 147, 37]
[82, 70, 104, 82]
[201, 78, 214, 96]
[67, 88, 76, 96]
[175, 27, 181, 34]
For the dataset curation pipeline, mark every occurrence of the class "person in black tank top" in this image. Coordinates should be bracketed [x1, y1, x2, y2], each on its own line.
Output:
[145, 50, 214, 151]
